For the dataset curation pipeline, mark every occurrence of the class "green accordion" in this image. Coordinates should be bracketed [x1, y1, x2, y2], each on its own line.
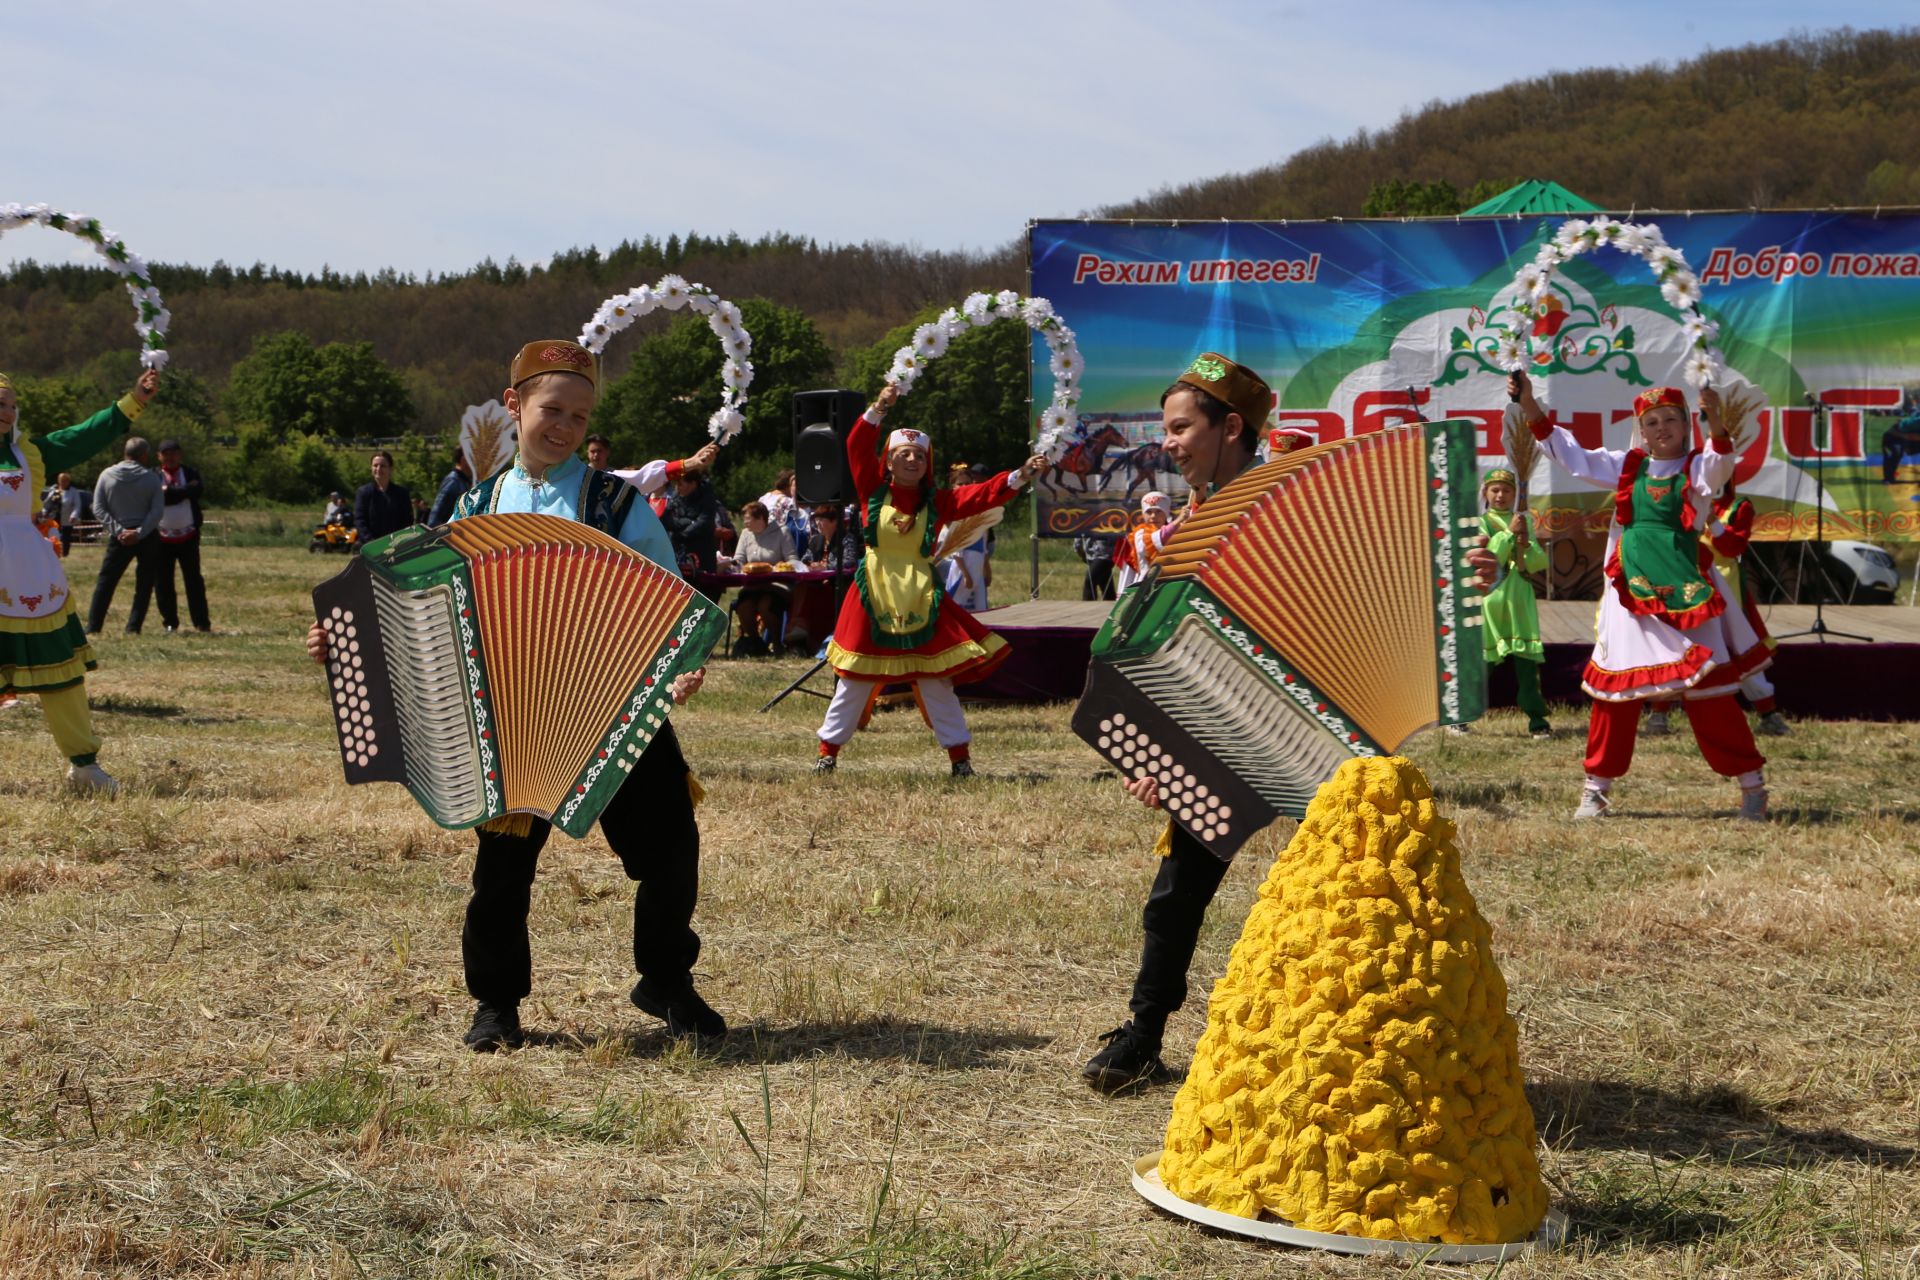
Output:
[312, 513, 724, 837]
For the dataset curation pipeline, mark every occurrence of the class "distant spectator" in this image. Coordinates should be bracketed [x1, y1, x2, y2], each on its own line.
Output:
[154, 439, 211, 634]
[354, 450, 414, 546]
[660, 468, 724, 577]
[322, 491, 351, 526]
[788, 503, 863, 652]
[759, 468, 810, 550]
[585, 434, 613, 470]
[728, 500, 795, 655]
[1075, 529, 1119, 601]
[427, 450, 472, 525]
[87, 436, 165, 634]
[41, 471, 83, 553]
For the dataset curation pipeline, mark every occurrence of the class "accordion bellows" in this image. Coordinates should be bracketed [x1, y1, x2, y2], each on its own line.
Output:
[313, 513, 724, 837]
[1073, 422, 1486, 858]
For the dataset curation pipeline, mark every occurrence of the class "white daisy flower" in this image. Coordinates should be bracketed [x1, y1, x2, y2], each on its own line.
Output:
[685, 291, 716, 316]
[629, 286, 656, 310]
[656, 274, 691, 308]
[708, 407, 744, 446]
[722, 359, 754, 391]
[1049, 347, 1083, 381]
[1649, 245, 1687, 276]
[1020, 296, 1056, 325]
[961, 292, 994, 326]
[714, 299, 743, 328]
[1682, 351, 1718, 388]
[1553, 219, 1590, 250]
[912, 322, 950, 359]
[141, 350, 170, 371]
[1493, 330, 1527, 371]
[1633, 222, 1667, 250]
[1660, 273, 1702, 309]
[1679, 313, 1720, 346]
[725, 328, 753, 360]
[993, 289, 1020, 312]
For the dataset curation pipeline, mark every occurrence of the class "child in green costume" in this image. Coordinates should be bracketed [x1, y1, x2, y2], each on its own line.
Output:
[1479, 468, 1551, 737]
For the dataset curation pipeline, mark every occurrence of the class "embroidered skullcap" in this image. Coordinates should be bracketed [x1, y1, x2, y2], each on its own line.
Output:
[1268, 428, 1317, 455]
[1632, 386, 1687, 420]
[1141, 491, 1172, 513]
[1483, 468, 1517, 488]
[1175, 352, 1274, 434]
[510, 340, 599, 390]
[886, 427, 930, 455]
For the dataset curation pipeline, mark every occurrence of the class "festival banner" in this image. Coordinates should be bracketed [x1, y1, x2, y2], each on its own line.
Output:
[1028, 215, 1920, 548]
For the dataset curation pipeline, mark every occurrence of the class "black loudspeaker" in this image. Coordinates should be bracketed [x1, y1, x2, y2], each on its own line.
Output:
[793, 389, 867, 505]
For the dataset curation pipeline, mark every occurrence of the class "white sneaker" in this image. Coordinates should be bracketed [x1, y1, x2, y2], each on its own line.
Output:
[1573, 788, 1612, 820]
[1740, 787, 1769, 822]
[66, 762, 119, 797]
[1756, 712, 1791, 737]
[1644, 710, 1671, 736]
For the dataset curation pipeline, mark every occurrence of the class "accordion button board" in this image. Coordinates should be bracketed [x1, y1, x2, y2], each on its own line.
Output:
[1072, 420, 1487, 859]
[313, 513, 726, 838]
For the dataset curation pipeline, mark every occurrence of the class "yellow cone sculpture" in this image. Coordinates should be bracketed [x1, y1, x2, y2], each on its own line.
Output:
[1159, 756, 1547, 1245]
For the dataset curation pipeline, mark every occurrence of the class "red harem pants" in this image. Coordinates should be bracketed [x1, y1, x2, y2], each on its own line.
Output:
[1585, 694, 1765, 780]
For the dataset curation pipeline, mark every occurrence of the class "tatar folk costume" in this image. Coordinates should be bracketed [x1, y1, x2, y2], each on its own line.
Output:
[815, 412, 1025, 770]
[1478, 469, 1552, 735]
[448, 340, 717, 1047]
[1086, 352, 1282, 1091]
[1530, 386, 1769, 807]
[1649, 486, 1784, 729]
[1111, 491, 1171, 594]
[1, 375, 146, 782]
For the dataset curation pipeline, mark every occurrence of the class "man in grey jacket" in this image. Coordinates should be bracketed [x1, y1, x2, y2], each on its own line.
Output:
[87, 436, 165, 634]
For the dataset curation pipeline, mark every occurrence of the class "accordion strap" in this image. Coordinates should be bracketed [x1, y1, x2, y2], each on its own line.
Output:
[454, 465, 636, 537]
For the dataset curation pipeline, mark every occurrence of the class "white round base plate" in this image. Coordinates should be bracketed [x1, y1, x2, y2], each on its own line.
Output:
[1132, 1152, 1567, 1263]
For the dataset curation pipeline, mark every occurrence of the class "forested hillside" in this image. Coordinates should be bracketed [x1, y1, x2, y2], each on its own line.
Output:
[1106, 28, 1920, 220]
[3, 27, 1915, 505]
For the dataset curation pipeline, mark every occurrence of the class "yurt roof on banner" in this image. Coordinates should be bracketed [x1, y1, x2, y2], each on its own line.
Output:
[1461, 180, 1604, 216]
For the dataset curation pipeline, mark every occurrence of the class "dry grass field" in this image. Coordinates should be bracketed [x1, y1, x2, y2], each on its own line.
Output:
[3, 545, 1917, 1279]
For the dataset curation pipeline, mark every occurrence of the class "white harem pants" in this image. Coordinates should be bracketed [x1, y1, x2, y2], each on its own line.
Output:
[817, 676, 970, 748]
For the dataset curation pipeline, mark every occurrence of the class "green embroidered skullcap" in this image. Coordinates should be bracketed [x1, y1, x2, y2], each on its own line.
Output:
[1175, 351, 1273, 433]
[1483, 468, 1517, 488]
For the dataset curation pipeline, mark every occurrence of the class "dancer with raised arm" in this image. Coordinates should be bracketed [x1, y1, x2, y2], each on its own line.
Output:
[1509, 371, 1770, 820]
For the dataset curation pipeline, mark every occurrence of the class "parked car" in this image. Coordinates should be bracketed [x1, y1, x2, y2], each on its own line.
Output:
[1823, 540, 1899, 604]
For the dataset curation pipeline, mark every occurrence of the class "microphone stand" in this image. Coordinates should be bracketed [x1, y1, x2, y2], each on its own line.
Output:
[1774, 394, 1872, 643]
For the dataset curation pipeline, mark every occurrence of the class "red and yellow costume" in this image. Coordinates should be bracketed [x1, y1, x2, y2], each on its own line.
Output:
[824, 414, 1017, 684]
[816, 413, 1026, 768]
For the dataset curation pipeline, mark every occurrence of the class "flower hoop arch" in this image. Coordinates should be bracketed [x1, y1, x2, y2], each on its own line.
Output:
[579, 275, 753, 446]
[1490, 216, 1723, 390]
[884, 291, 1083, 460]
[1, 203, 171, 369]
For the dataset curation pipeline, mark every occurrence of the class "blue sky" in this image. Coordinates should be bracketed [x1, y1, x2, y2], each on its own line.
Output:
[5, 2, 1912, 275]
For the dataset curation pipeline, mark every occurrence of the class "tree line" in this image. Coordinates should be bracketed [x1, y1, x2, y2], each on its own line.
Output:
[4, 26, 1914, 510]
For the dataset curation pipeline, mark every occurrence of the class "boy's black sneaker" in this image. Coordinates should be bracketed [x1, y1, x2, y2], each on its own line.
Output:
[950, 758, 975, 779]
[463, 1002, 524, 1052]
[630, 978, 728, 1039]
[1083, 1021, 1173, 1093]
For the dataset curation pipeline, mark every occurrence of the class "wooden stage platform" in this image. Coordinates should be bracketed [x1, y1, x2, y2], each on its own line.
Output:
[968, 601, 1920, 718]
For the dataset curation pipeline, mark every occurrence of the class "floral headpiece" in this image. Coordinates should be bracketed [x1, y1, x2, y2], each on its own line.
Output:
[886, 428, 930, 456]
[1632, 386, 1688, 420]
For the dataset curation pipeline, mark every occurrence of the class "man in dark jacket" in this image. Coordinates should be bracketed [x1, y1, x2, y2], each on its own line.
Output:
[426, 450, 472, 526]
[354, 450, 414, 545]
[154, 439, 211, 633]
[660, 468, 723, 577]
